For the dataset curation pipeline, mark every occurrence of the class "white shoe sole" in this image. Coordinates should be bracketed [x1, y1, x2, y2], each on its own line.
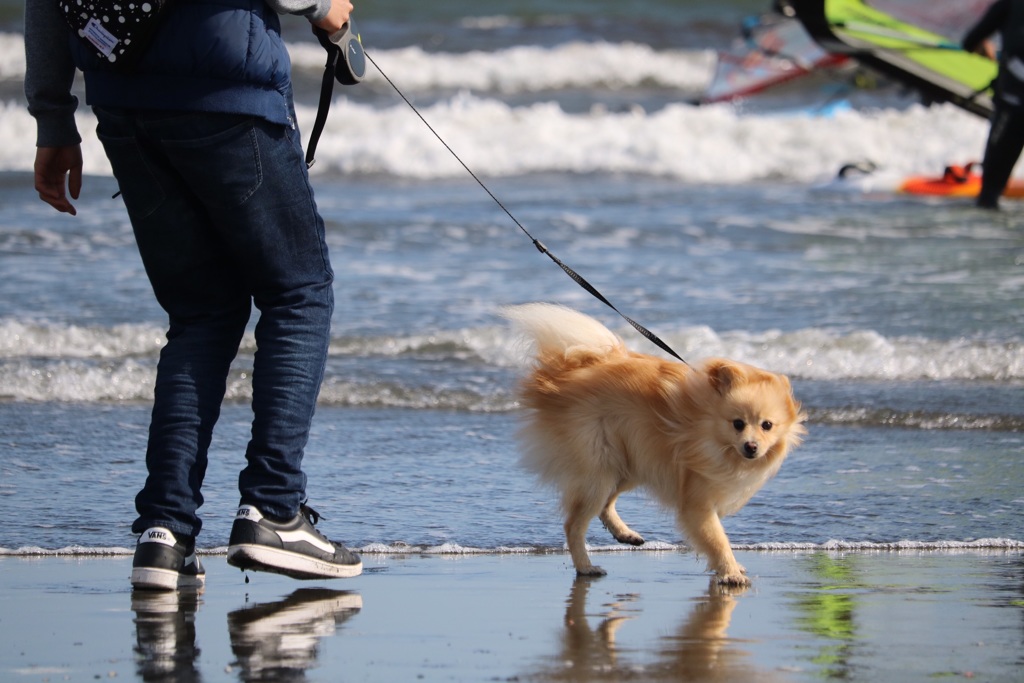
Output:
[227, 544, 363, 580]
[131, 566, 206, 591]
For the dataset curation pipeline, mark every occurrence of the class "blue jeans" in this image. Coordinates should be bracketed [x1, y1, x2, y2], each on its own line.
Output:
[94, 108, 334, 539]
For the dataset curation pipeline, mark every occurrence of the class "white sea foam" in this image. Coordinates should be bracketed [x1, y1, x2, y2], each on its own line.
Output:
[0, 320, 166, 358]
[3, 538, 1021, 557]
[0, 545, 133, 556]
[672, 328, 1024, 382]
[736, 538, 1024, 551]
[2, 33, 713, 92]
[0, 30, 996, 183]
[292, 96, 990, 183]
[2, 320, 1020, 383]
[0, 320, 1020, 412]
[0, 96, 990, 182]
[288, 41, 715, 93]
[0, 32, 25, 79]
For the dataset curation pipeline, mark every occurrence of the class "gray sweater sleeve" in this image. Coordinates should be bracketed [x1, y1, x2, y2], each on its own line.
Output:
[23, 0, 82, 147]
[266, 0, 332, 24]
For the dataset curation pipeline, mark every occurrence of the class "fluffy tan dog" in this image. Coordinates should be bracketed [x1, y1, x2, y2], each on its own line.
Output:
[504, 303, 805, 585]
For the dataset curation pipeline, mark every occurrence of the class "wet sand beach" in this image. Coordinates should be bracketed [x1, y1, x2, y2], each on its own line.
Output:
[2, 549, 1022, 682]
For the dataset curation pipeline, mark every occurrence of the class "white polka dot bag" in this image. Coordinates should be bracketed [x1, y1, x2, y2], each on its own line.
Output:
[57, 0, 172, 71]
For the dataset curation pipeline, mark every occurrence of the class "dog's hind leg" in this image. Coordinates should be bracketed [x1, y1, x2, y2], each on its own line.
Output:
[564, 494, 608, 577]
[599, 488, 645, 547]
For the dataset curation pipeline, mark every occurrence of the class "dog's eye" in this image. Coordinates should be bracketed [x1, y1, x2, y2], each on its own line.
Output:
[732, 419, 746, 431]
[761, 421, 773, 431]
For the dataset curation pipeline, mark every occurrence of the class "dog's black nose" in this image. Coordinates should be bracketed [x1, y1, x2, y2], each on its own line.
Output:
[743, 442, 758, 458]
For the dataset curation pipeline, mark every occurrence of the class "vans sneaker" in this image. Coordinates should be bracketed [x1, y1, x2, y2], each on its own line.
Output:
[131, 527, 206, 591]
[226, 504, 362, 580]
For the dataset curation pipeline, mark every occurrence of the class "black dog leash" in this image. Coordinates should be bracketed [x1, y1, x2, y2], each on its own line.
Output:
[363, 52, 688, 365]
[308, 25, 687, 365]
[529, 237, 688, 365]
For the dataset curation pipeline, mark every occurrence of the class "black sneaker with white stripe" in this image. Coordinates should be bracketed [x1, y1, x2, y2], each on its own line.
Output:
[226, 504, 362, 580]
[131, 527, 206, 591]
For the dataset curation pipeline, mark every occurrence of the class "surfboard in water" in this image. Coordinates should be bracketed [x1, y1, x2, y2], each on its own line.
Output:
[787, 0, 998, 118]
[898, 162, 1024, 198]
[820, 160, 1024, 199]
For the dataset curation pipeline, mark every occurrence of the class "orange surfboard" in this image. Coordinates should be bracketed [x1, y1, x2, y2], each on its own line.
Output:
[898, 162, 1024, 199]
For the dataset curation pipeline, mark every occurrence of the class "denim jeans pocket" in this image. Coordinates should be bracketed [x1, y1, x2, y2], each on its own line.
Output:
[160, 115, 264, 209]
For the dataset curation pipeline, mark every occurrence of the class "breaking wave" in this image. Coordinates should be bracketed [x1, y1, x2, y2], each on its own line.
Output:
[0, 32, 995, 183]
[1, 320, 1021, 430]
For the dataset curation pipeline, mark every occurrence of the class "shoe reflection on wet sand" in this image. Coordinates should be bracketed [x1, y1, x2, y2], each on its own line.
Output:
[542, 577, 783, 682]
[227, 588, 362, 681]
[131, 586, 362, 683]
[131, 587, 203, 683]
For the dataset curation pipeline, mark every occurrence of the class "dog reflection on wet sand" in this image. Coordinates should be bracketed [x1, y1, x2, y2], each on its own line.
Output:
[540, 578, 782, 682]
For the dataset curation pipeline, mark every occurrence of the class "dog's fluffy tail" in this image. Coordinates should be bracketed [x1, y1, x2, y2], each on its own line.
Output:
[502, 303, 624, 358]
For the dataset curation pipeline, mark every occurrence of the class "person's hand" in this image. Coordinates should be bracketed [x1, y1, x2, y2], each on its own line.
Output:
[34, 145, 83, 215]
[973, 38, 997, 60]
[312, 0, 352, 35]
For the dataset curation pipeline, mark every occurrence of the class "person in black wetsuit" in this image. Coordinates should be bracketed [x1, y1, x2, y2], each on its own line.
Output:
[963, 0, 1024, 209]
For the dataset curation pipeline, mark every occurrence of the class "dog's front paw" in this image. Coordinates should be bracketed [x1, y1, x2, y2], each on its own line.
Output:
[576, 565, 608, 577]
[715, 571, 750, 587]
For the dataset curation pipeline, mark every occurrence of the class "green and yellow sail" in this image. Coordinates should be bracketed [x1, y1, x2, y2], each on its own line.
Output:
[790, 0, 998, 117]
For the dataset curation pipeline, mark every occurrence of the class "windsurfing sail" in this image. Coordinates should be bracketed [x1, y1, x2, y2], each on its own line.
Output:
[788, 0, 998, 117]
[702, 12, 847, 104]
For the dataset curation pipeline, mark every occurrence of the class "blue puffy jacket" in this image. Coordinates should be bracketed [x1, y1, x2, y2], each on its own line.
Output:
[70, 0, 295, 127]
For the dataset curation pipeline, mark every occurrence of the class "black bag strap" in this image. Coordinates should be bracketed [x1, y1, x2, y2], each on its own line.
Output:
[305, 29, 343, 168]
[306, 24, 365, 168]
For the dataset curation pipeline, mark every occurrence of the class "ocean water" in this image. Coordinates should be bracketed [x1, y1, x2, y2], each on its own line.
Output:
[0, 0, 1021, 556]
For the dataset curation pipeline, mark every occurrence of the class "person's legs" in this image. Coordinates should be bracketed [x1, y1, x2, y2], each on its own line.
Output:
[978, 104, 1024, 209]
[95, 107, 253, 540]
[153, 116, 335, 519]
[98, 108, 355, 582]
[168, 118, 360, 580]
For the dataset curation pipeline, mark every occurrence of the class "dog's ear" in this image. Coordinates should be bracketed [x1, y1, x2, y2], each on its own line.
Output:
[777, 372, 793, 393]
[705, 360, 740, 395]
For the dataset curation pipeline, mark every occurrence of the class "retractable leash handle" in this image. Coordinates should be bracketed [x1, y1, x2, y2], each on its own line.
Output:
[306, 20, 365, 168]
[316, 20, 366, 85]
